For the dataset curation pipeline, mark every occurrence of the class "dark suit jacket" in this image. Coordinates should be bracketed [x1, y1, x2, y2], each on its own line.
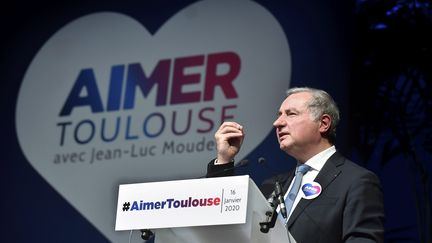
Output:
[208, 152, 385, 243]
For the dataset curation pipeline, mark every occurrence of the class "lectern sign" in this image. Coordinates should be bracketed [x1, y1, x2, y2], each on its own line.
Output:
[115, 175, 249, 230]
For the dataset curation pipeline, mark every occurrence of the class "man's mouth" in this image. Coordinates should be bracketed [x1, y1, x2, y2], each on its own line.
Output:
[278, 132, 289, 141]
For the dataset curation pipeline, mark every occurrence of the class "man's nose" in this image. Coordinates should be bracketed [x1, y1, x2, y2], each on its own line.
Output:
[273, 116, 283, 127]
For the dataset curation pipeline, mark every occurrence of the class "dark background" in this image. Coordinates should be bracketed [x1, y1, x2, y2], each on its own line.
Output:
[1, 0, 430, 242]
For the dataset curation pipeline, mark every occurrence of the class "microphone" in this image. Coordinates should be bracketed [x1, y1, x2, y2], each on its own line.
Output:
[257, 157, 287, 233]
[258, 157, 266, 165]
[257, 157, 286, 218]
[258, 157, 279, 175]
[259, 157, 278, 207]
[203, 159, 249, 178]
[275, 181, 287, 219]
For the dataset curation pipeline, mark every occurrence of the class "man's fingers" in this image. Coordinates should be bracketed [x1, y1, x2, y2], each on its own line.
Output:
[219, 121, 243, 131]
[216, 123, 244, 136]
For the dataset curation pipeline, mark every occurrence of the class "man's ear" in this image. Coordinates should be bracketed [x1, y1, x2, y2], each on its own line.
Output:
[319, 114, 331, 133]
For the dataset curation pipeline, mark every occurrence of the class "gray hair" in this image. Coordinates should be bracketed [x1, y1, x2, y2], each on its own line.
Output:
[286, 87, 340, 143]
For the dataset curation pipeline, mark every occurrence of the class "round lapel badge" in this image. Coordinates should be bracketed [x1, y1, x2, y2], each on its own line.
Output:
[301, 182, 322, 199]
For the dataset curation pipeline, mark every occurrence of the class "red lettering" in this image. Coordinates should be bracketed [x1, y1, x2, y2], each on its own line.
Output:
[204, 52, 240, 101]
[213, 197, 221, 206]
[197, 107, 215, 133]
[171, 55, 204, 104]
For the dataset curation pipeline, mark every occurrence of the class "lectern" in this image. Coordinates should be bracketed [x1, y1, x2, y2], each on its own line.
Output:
[115, 175, 296, 243]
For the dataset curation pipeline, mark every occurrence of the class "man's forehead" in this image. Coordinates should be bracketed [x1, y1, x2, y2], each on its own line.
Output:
[280, 93, 310, 109]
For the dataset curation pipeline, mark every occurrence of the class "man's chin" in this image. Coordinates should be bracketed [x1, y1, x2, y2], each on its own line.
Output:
[279, 142, 291, 151]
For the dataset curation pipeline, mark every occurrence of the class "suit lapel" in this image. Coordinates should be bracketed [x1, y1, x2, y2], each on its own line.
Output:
[286, 152, 344, 227]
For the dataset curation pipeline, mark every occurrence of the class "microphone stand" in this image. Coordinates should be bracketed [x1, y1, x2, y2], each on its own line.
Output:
[258, 157, 284, 233]
[140, 229, 154, 242]
[259, 180, 283, 233]
[258, 180, 294, 243]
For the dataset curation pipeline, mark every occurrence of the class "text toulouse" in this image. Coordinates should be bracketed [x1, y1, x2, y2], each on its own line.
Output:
[57, 51, 240, 146]
[129, 197, 221, 211]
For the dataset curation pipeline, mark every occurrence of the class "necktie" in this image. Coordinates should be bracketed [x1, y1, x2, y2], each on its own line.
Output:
[283, 164, 311, 222]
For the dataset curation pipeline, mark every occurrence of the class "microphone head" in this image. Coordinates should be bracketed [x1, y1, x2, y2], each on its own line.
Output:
[234, 159, 249, 167]
[239, 159, 249, 167]
[275, 181, 282, 194]
[257, 157, 280, 177]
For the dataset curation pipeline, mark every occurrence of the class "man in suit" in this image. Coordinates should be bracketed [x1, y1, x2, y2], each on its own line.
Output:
[207, 87, 384, 243]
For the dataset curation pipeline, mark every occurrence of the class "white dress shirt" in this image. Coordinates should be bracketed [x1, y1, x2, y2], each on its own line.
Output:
[284, 146, 336, 218]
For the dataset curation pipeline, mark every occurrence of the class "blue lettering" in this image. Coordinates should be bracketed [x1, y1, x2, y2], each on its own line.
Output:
[74, 119, 95, 145]
[125, 116, 138, 140]
[143, 113, 165, 138]
[101, 117, 120, 142]
[172, 110, 192, 135]
[166, 198, 174, 208]
[107, 65, 125, 111]
[154, 201, 161, 209]
[130, 201, 139, 211]
[60, 69, 104, 116]
[173, 200, 180, 208]
[123, 60, 170, 109]
[57, 121, 72, 146]
[142, 202, 154, 210]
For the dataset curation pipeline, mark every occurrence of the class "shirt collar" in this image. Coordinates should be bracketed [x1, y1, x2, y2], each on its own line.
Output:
[304, 146, 336, 172]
